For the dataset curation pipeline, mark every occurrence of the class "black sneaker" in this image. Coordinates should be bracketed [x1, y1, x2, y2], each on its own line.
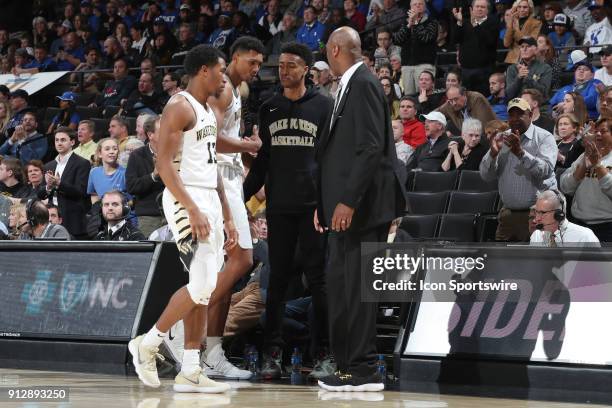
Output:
[318, 371, 384, 392]
[261, 347, 283, 380]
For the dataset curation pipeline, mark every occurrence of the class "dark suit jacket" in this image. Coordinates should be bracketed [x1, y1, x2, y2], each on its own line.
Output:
[44, 153, 91, 237]
[316, 64, 407, 231]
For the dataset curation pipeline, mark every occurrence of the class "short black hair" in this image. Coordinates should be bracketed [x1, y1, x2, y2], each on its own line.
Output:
[55, 126, 77, 141]
[0, 85, 9, 97]
[229, 36, 265, 58]
[184, 44, 226, 76]
[46, 203, 62, 219]
[280, 42, 314, 67]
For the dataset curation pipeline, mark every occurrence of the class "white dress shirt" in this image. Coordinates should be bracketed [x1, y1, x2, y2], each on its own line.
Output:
[530, 219, 600, 247]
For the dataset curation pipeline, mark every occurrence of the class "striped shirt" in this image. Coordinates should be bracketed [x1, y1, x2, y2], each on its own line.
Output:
[479, 123, 558, 210]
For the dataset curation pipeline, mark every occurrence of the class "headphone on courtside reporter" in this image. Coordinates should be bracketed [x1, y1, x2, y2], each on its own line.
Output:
[551, 189, 566, 222]
[25, 199, 47, 227]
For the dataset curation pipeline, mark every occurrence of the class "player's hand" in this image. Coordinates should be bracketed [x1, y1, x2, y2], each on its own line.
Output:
[223, 219, 239, 250]
[313, 208, 326, 233]
[244, 125, 262, 153]
[188, 207, 211, 242]
[331, 203, 355, 232]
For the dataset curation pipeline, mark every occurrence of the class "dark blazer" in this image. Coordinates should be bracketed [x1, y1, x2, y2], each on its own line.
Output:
[44, 153, 91, 237]
[316, 64, 407, 231]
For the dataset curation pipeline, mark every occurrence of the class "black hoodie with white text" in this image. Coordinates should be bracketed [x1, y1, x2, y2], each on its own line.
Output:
[244, 87, 333, 214]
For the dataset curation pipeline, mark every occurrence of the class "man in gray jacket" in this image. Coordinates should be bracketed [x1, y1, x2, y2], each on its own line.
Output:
[505, 37, 553, 99]
[23, 200, 71, 240]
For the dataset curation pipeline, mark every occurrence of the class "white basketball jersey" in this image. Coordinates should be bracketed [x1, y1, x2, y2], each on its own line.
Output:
[172, 91, 218, 189]
[217, 80, 243, 169]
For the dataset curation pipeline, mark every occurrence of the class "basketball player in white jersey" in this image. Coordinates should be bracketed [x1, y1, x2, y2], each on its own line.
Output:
[128, 45, 238, 393]
[199, 36, 265, 379]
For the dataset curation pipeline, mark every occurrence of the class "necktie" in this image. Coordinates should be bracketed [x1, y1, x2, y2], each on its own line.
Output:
[332, 81, 343, 118]
[549, 233, 557, 248]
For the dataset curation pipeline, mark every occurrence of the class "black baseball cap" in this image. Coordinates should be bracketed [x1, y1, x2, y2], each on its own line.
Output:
[10, 89, 29, 100]
[518, 37, 537, 47]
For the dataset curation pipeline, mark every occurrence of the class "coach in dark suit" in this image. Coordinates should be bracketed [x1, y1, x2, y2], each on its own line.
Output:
[315, 27, 406, 391]
[43, 127, 91, 239]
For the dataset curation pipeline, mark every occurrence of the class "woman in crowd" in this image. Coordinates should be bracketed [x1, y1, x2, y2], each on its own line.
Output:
[47, 92, 80, 134]
[445, 68, 462, 90]
[7, 202, 27, 239]
[87, 137, 128, 204]
[0, 100, 12, 136]
[442, 118, 488, 171]
[555, 113, 584, 170]
[539, 1, 563, 35]
[25, 159, 46, 198]
[503, 0, 542, 64]
[380, 76, 400, 120]
[555, 91, 589, 127]
[537, 34, 562, 89]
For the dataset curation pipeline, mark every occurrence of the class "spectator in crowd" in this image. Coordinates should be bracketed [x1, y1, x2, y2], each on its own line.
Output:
[32, 16, 53, 49]
[122, 73, 164, 116]
[437, 85, 496, 136]
[43, 127, 91, 239]
[4, 90, 32, 142]
[135, 113, 152, 143]
[126, 115, 164, 238]
[505, 37, 553, 99]
[561, 117, 612, 241]
[445, 69, 462, 90]
[540, 2, 564, 35]
[171, 23, 199, 65]
[0, 111, 46, 165]
[366, 0, 405, 33]
[595, 45, 612, 86]
[257, 0, 283, 39]
[130, 22, 147, 55]
[70, 47, 102, 93]
[0, 86, 8, 102]
[296, 6, 326, 51]
[583, 0, 612, 53]
[208, 13, 237, 56]
[406, 111, 450, 171]
[389, 54, 402, 85]
[108, 115, 130, 153]
[120, 35, 141, 67]
[94, 190, 145, 241]
[503, 0, 542, 65]
[521, 88, 556, 133]
[599, 85, 612, 119]
[374, 28, 401, 69]
[47, 92, 80, 135]
[55, 32, 85, 71]
[22, 200, 71, 240]
[310, 60, 332, 98]
[480, 98, 557, 241]
[451, 0, 498, 96]
[548, 13, 576, 49]
[489, 72, 509, 120]
[563, 0, 594, 40]
[14, 44, 56, 74]
[0, 100, 11, 137]
[118, 137, 144, 168]
[11, 48, 32, 74]
[160, 72, 182, 106]
[556, 91, 589, 127]
[393, 0, 438, 96]
[344, 0, 366, 31]
[399, 96, 426, 149]
[530, 189, 599, 245]
[442, 118, 488, 171]
[90, 58, 137, 111]
[381, 76, 400, 119]
[25, 159, 45, 198]
[555, 113, 585, 170]
[266, 11, 299, 57]
[392, 119, 414, 165]
[74, 120, 98, 164]
[87, 137, 128, 205]
[362, 50, 376, 74]
[415, 70, 445, 114]
[536, 34, 562, 89]
[46, 204, 62, 225]
[550, 51, 603, 119]
[0, 157, 31, 199]
[7, 202, 27, 239]
[149, 32, 173, 65]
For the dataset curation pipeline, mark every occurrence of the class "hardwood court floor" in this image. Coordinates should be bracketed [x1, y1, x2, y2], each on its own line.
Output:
[0, 368, 604, 407]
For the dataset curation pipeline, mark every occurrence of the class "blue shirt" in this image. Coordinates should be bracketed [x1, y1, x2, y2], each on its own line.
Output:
[55, 47, 85, 71]
[296, 21, 325, 51]
[87, 166, 129, 198]
[488, 95, 508, 120]
[51, 112, 81, 128]
[0, 132, 47, 164]
[23, 56, 57, 72]
[549, 78, 604, 119]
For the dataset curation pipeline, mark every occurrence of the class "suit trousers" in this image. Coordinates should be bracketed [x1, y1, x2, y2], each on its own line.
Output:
[326, 222, 390, 377]
[264, 212, 328, 353]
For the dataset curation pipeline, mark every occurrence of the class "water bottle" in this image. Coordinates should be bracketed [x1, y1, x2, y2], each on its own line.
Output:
[376, 354, 387, 383]
[291, 347, 302, 373]
[248, 346, 259, 376]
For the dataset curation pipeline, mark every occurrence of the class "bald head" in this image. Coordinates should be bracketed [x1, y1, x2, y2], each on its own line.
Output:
[329, 26, 362, 59]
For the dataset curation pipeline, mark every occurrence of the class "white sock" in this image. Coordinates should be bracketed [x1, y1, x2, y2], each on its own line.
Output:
[182, 349, 201, 375]
[141, 325, 166, 348]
